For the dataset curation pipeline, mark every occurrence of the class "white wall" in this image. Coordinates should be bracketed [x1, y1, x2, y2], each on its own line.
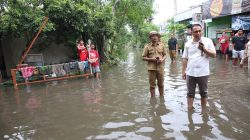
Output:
[174, 6, 202, 22]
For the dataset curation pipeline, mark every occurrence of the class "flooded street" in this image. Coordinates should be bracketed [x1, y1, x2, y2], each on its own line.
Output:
[1, 48, 250, 140]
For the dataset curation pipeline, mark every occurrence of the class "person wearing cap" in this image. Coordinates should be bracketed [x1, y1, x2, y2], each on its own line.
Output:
[168, 34, 178, 62]
[182, 24, 216, 110]
[142, 31, 167, 97]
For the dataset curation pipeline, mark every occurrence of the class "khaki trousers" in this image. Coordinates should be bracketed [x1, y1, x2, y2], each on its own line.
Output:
[148, 70, 164, 90]
[169, 50, 177, 60]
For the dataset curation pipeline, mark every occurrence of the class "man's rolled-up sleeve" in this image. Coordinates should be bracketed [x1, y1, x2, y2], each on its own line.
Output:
[142, 46, 148, 57]
[182, 43, 188, 59]
[163, 45, 167, 56]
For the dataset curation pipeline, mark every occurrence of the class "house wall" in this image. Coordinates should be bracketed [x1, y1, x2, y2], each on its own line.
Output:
[1, 38, 76, 76]
[206, 16, 232, 39]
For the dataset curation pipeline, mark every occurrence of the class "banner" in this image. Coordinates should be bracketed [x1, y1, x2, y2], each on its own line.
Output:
[202, 0, 250, 20]
[232, 15, 250, 30]
[242, 0, 250, 13]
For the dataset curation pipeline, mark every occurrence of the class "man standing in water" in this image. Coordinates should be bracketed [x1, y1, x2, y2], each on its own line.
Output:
[168, 34, 178, 62]
[232, 28, 248, 66]
[240, 33, 250, 68]
[182, 24, 216, 109]
[142, 31, 167, 97]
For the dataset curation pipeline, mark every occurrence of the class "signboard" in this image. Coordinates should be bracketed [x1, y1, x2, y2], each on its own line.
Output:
[202, 0, 250, 20]
[242, 0, 250, 13]
[192, 13, 202, 23]
[232, 15, 250, 30]
[231, 0, 242, 14]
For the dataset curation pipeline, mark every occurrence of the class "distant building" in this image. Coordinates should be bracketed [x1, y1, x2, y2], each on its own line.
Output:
[174, 0, 250, 40]
[157, 21, 168, 34]
[174, 5, 202, 24]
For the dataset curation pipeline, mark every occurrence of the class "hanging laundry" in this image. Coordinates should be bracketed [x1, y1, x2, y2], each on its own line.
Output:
[52, 64, 66, 77]
[78, 61, 89, 71]
[51, 73, 57, 77]
[38, 66, 52, 75]
[46, 65, 53, 75]
[63, 63, 70, 74]
[19, 67, 35, 79]
[69, 62, 79, 72]
[38, 66, 45, 75]
[33, 67, 39, 75]
[84, 61, 89, 69]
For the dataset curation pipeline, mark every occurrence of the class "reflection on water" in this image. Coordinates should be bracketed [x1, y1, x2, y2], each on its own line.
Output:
[182, 109, 213, 140]
[0, 48, 250, 139]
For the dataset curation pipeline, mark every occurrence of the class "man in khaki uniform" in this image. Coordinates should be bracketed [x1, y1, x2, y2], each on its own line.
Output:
[142, 31, 167, 97]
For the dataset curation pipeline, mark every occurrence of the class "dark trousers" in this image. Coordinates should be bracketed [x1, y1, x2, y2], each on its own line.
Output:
[186, 75, 209, 98]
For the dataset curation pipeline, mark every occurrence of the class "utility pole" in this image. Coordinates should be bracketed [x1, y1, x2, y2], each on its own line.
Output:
[174, 0, 179, 53]
[174, 0, 177, 37]
[174, 0, 177, 16]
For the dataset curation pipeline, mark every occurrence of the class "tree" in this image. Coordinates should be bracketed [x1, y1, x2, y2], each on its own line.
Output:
[165, 18, 187, 49]
[0, 0, 113, 60]
[0, 0, 155, 63]
[0, 0, 54, 39]
[137, 23, 159, 47]
[166, 18, 186, 36]
[109, 0, 154, 54]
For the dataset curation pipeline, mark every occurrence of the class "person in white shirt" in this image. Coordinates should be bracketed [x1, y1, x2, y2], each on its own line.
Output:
[240, 34, 250, 68]
[182, 24, 216, 110]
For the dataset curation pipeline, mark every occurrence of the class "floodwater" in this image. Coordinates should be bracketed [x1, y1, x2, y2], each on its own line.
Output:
[1, 49, 250, 140]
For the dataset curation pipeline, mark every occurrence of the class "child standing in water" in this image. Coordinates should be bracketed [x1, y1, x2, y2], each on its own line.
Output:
[89, 45, 101, 78]
[76, 39, 88, 62]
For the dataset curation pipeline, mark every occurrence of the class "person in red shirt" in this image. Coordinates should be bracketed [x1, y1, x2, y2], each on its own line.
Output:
[76, 40, 88, 61]
[88, 45, 100, 78]
[219, 32, 229, 62]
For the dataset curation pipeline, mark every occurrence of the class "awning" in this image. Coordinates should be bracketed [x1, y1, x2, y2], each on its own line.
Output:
[202, 0, 250, 20]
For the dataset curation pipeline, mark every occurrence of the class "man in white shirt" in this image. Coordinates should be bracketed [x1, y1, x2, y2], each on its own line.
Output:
[240, 33, 250, 68]
[182, 24, 216, 110]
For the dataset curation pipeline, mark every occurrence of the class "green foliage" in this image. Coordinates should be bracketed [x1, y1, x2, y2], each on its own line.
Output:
[106, 0, 154, 60]
[137, 23, 159, 47]
[160, 33, 169, 44]
[164, 18, 187, 48]
[166, 18, 186, 35]
[0, 0, 54, 37]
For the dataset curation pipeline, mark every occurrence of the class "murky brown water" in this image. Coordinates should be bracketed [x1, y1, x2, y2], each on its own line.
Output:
[1, 49, 250, 140]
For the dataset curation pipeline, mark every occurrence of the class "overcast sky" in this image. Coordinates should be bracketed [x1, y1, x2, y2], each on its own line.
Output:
[153, 0, 208, 24]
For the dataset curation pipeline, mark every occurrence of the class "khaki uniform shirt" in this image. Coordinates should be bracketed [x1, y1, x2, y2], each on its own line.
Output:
[142, 42, 167, 70]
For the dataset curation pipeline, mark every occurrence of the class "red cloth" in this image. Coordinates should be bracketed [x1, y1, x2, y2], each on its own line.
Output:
[219, 36, 229, 54]
[19, 67, 34, 79]
[89, 50, 99, 67]
[78, 48, 88, 61]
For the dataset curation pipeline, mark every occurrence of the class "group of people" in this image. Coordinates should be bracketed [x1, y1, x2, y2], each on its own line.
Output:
[219, 29, 250, 68]
[167, 28, 250, 68]
[76, 39, 100, 78]
[143, 25, 250, 109]
[142, 24, 217, 110]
